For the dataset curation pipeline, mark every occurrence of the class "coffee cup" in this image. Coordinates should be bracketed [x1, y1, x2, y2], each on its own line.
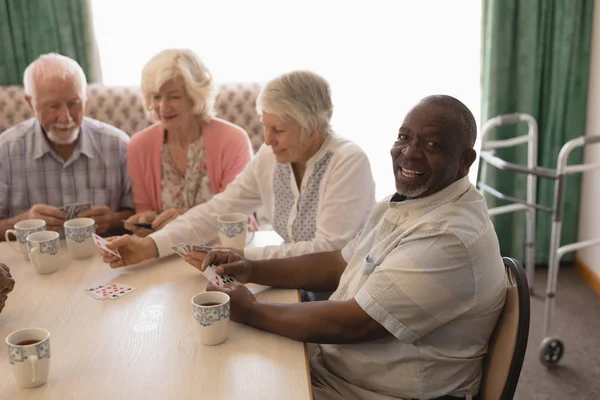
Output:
[217, 213, 255, 249]
[5, 327, 51, 388]
[4, 219, 47, 261]
[64, 218, 96, 259]
[191, 292, 230, 345]
[26, 231, 60, 275]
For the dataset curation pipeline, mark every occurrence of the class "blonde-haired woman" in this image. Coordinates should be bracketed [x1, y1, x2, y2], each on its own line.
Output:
[125, 49, 253, 236]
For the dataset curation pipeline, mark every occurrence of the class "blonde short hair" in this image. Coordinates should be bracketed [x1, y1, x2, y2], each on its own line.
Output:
[140, 49, 216, 123]
[23, 53, 87, 104]
[256, 70, 333, 138]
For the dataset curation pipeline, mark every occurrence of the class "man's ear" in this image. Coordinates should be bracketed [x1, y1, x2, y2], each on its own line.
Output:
[459, 148, 477, 177]
[24, 95, 34, 112]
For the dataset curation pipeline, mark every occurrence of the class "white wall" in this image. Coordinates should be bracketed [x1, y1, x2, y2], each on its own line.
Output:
[577, 0, 600, 277]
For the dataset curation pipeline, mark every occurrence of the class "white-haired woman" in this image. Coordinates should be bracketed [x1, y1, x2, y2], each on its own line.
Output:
[102, 70, 375, 271]
[125, 49, 253, 236]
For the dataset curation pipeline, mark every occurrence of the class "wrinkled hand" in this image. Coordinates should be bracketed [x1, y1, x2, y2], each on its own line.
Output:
[0, 263, 15, 313]
[23, 204, 67, 232]
[186, 249, 253, 284]
[99, 235, 158, 268]
[151, 208, 185, 231]
[206, 281, 256, 324]
[124, 211, 157, 237]
[77, 205, 112, 234]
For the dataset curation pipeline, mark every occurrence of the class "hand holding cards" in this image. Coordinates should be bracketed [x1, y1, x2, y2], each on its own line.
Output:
[92, 233, 122, 258]
[59, 202, 91, 220]
[203, 265, 238, 286]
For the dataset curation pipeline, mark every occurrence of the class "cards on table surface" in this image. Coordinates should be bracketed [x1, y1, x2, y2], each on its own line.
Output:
[59, 202, 91, 220]
[203, 265, 238, 287]
[170, 243, 213, 257]
[85, 283, 135, 300]
[92, 233, 122, 258]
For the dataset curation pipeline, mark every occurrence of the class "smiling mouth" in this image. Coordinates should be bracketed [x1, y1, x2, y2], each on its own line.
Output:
[400, 167, 426, 178]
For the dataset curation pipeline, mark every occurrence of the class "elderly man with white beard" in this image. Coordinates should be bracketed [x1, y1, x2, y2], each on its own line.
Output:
[0, 53, 134, 237]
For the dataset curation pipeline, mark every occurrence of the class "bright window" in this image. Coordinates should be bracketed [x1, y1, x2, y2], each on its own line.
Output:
[92, 0, 481, 200]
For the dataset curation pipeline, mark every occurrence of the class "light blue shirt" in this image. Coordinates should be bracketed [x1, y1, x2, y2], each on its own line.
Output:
[0, 117, 134, 218]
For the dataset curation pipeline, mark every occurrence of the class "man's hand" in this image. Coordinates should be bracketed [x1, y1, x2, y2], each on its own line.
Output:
[185, 249, 253, 284]
[77, 205, 112, 234]
[0, 263, 15, 313]
[124, 211, 157, 237]
[22, 204, 67, 232]
[99, 235, 159, 268]
[206, 281, 256, 324]
[151, 208, 185, 231]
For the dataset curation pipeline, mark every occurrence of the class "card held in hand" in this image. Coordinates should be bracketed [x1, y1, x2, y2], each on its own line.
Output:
[203, 265, 238, 286]
[92, 233, 122, 258]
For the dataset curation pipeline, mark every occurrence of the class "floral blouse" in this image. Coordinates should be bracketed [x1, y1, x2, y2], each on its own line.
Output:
[161, 135, 213, 211]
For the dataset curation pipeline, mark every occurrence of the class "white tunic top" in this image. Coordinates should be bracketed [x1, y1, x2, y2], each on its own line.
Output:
[149, 134, 376, 260]
[310, 177, 507, 399]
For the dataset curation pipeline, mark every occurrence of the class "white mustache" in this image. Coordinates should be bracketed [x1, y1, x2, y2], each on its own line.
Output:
[52, 123, 77, 130]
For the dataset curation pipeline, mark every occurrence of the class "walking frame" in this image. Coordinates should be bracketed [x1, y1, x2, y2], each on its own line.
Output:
[477, 113, 600, 367]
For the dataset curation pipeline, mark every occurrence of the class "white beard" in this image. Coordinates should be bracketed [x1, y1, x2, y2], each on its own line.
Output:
[47, 124, 80, 145]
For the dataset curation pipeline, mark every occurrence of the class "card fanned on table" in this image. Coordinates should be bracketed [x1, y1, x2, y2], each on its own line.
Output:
[85, 284, 135, 300]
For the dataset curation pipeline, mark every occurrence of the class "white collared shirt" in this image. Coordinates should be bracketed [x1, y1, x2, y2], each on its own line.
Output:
[310, 177, 507, 399]
[150, 134, 376, 260]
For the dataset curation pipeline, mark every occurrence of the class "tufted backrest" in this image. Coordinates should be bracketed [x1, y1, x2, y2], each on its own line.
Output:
[0, 83, 265, 153]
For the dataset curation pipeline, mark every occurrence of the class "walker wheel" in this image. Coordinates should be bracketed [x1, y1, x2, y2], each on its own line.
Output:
[539, 337, 564, 367]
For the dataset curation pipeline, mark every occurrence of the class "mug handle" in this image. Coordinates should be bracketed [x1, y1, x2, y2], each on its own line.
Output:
[29, 355, 40, 383]
[29, 247, 42, 270]
[4, 230, 21, 252]
[245, 230, 255, 245]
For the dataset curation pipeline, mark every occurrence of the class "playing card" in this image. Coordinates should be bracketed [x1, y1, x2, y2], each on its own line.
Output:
[71, 202, 92, 219]
[92, 233, 122, 258]
[203, 265, 237, 287]
[190, 244, 213, 253]
[85, 284, 108, 300]
[85, 284, 135, 300]
[170, 243, 186, 257]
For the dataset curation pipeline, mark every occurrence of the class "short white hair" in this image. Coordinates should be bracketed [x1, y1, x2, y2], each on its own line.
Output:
[23, 53, 87, 103]
[257, 70, 333, 138]
[140, 48, 216, 123]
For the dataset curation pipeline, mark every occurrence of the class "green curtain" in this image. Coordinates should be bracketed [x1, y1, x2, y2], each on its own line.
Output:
[0, 0, 98, 85]
[481, 0, 594, 265]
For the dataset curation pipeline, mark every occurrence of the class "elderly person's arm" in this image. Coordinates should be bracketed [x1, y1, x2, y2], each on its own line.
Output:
[0, 263, 15, 313]
[204, 234, 504, 345]
[197, 249, 390, 344]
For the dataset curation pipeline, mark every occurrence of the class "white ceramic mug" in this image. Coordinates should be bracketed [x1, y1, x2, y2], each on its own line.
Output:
[191, 292, 230, 346]
[217, 213, 255, 249]
[26, 231, 61, 275]
[4, 219, 47, 261]
[5, 328, 51, 388]
[64, 218, 96, 259]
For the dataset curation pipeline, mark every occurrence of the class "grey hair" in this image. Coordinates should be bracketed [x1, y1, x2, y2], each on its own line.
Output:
[140, 48, 216, 123]
[256, 70, 333, 138]
[23, 53, 87, 104]
[419, 95, 477, 150]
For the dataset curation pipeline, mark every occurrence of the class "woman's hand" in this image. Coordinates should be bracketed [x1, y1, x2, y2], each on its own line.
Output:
[151, 208, 186, 231]
[124, 211, 157, 237]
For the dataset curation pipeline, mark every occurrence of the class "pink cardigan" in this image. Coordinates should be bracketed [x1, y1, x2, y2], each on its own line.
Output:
[128, 118, 253, 213]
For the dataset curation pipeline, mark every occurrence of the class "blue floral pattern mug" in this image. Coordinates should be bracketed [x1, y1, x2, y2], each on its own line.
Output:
[191, 292, 231, 345]
[26, 231, 61, 274]
[64, 218, 96, 259]
[5, 327, 52, 388]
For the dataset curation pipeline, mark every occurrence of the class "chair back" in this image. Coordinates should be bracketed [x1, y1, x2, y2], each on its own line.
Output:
[481, 257, 530, 400]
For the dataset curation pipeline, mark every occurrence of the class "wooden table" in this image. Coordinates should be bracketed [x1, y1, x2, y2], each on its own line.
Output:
[0, 232, 312, 400]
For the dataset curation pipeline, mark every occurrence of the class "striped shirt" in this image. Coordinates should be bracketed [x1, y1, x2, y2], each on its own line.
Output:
[310, 177, 507, 399]
[0, 117, 134, 219]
